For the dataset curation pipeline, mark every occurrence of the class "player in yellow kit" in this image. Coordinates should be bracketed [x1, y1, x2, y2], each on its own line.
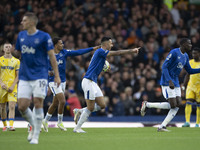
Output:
[182, 47, 200, 127]
[0, 43, 20, 131]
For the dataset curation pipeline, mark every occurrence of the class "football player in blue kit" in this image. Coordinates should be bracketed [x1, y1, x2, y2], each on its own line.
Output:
[140, 38, 200, 132]
[14, 12, 61, 144]
[73, 37, 140, 133]
[42, 37, 100, 132]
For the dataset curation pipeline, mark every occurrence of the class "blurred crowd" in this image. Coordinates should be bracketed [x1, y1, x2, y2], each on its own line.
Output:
[0, 0, 200, 117]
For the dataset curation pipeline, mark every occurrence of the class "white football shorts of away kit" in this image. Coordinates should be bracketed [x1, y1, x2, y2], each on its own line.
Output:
[49, 82, 66, 96]
[18, 79, 48, 99]
[161, 86, 181, 99]
[82, 78, 103, 100]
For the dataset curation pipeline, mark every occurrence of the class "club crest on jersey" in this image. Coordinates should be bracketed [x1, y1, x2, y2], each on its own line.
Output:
[177, 62, 183, 69]
[178, 56, 181, 59]
[59, 53, 63, 57]
[20, 38, 24, 42]
[34, 38, 40, 44]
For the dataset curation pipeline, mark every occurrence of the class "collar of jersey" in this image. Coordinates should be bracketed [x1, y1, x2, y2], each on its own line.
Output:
[27, 29, 39, 36]
[178, 48, 185, 55]
[3, 56, 12, 59]
[101, 47, 107, 51]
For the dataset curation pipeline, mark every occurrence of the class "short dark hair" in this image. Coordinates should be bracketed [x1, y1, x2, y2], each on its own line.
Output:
[24, 12, 38, 25]
[101, 37, 112, 43]
[193, 47, 200, 52]
[52, 37, 61, 45]
[4, 42, 11, 45]
[180, 38, 190, 46]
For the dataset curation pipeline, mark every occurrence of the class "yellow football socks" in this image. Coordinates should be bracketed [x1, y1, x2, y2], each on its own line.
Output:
[185, 104, 192, 123]
[2, 119, 7, 127]
[196, 106, 200, 124]
[9, 120, 14, 127]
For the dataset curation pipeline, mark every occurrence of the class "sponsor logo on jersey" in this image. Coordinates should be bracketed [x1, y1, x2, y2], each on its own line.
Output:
[21, 45, 36, 54]
[57, 59, 63, 65]
[177, 62, 183, 69]
[1, 66, 14, 70]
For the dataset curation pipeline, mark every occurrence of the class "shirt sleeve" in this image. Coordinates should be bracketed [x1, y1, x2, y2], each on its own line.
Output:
[98, 49, 109, 58]
[64, 47, 93, 57]
[161, 51, 174, 82]
[47, 57, 53, 71]
[15, 59, 20, 71]
[15, 33, 21, 51]
[184, 54, 200, 74]
[44, 34, 54, 52]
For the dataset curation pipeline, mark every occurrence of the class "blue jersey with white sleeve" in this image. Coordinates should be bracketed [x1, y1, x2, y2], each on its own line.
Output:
[160, 48, 200, 87]
[15, 30, 54, 80]
[84, 48, 109, 83]
[48, 48, 93, 82]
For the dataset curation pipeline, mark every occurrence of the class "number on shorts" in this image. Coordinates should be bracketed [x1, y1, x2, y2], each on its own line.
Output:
[39, 80, 47, 88]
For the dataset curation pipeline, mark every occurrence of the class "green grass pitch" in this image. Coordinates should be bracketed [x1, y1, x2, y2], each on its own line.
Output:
[0, 127, 199, 150]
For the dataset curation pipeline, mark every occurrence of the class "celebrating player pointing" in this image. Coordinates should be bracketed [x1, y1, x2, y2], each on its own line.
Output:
[73, 37, 140, 133]
[42, 37, 100, 132]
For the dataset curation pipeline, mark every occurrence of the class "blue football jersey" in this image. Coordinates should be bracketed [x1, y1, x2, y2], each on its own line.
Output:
[160, 48, 200, 87]
[15, 30, 54, 80]
[48, 48, 93, 82]
[84, 48, 109, 83]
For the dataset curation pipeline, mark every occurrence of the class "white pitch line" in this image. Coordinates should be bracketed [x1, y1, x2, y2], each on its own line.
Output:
[0, 121, 144, 128]
[0, 121, 197, 128]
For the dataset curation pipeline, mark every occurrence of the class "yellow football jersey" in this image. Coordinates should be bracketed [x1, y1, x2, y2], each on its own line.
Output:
[0, 56, 20, 87]
[187, 59, 200, 87]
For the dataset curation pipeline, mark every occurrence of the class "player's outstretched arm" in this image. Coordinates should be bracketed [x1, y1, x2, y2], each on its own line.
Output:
[93, 45, 101, 50]
[107, 47, 140, 57]
[67, 45, 101, 57]
[48, 49, 61, 87]
[184, 59, 200, 74]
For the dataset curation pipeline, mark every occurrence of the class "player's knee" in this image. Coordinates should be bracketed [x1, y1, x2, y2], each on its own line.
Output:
[100, 104, 106, 109]
[9, 105, 15, 111]
[169, 101, 176, 108]
[170, 104, 176, 108]
[59, 99, 65, 106]
[88, 106, 95, 112]
[18, 105, 26, 112]
[51, 101, 58, 107]
[1, 106, 6, 112]
[168, 98, 177, 108]
[176, 97, 182, 107]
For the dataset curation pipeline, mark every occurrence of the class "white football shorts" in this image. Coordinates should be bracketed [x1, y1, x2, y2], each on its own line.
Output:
[18, 79, 48, 99]
[49, 82, 66, 96]
[82, 78, 103, 100]
[161, 86, 181, 99]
